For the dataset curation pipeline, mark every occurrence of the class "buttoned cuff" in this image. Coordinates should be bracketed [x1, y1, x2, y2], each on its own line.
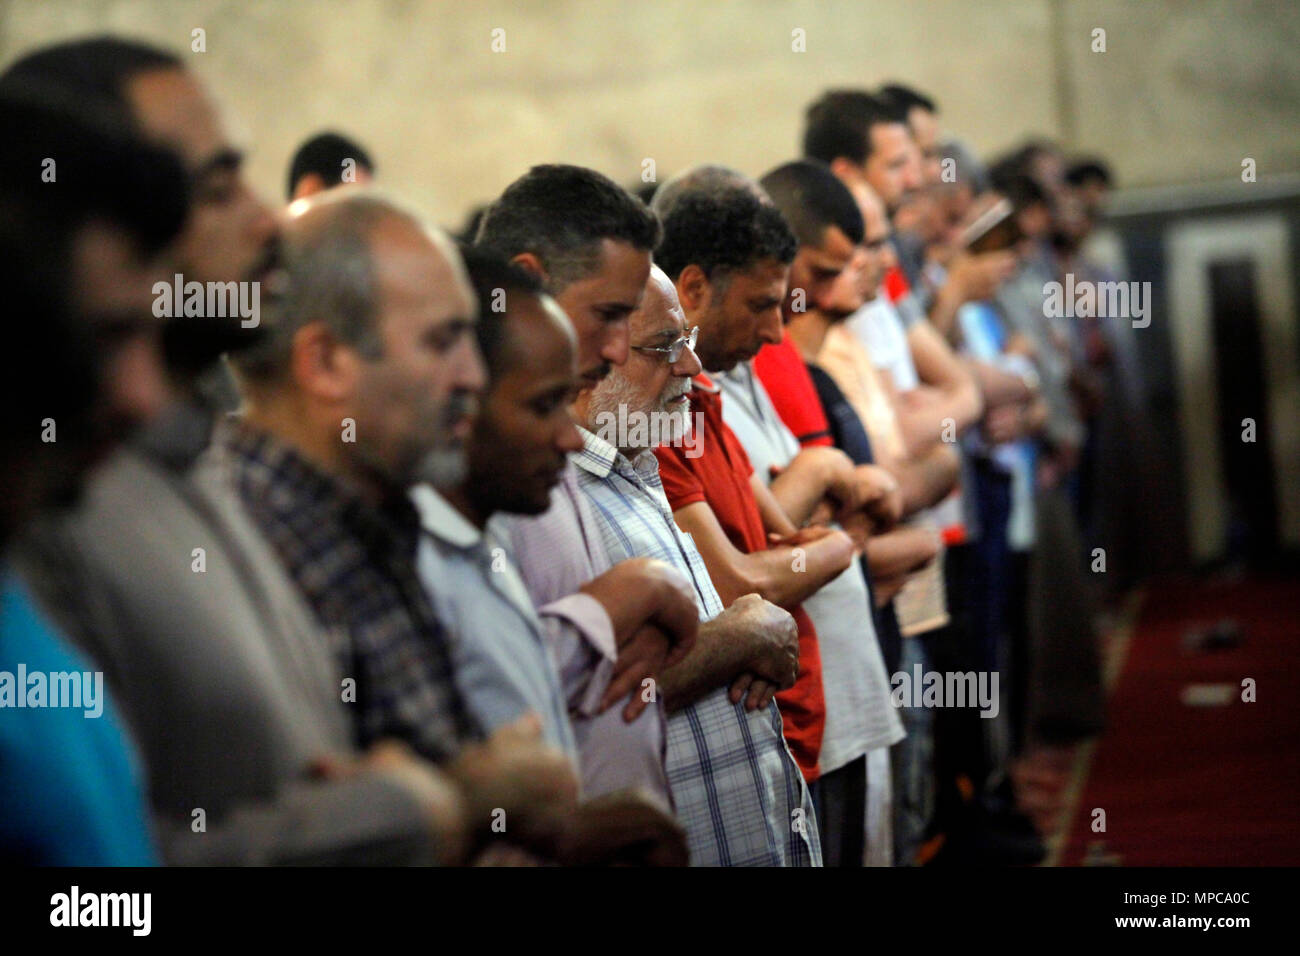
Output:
[539, 593, 617, 719]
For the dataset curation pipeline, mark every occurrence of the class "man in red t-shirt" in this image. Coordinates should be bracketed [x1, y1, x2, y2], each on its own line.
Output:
[655, 373, 854, 780]
[650, 168, 862, 781]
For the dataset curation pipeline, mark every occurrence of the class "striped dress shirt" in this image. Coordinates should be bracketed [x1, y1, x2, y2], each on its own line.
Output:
[572, 426, 821, 866]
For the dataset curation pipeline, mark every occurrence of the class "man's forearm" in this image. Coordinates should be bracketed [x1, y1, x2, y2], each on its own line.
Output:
[894, 444, 960, 516]
[896, 384, 982, 456]
[903, 322, 985, 452]
[747, 533, 854, 609]
[159, 773, 452, 866]
[658, 616, 751, 712]
[767, 451, 839, 527]
[864, 526, 939, 581]
[579, 565, 695, 651]
[964, 357, 1033, 407]
[927, 278, 965, 340]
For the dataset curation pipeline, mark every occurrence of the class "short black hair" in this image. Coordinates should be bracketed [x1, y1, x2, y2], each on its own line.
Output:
[1, 206, 94, 543]
[1065, 158, 1113, 189]
[654, 185, 796, 284]
[759, 160, 864, 247]
[990, 166, 1049, 213]
[2, 35, 180, 123]
[460, 244, 545, 380]
[0, 78, 189, 259]
[633, 181, 659, 206]
[0, 85, 188, 504]
[803, 89, 908, 166]
[286, 131, 375, 199]
[453, 203, 490, 244]
[878, 83, 938, 116]
[474, 164, 660, 293]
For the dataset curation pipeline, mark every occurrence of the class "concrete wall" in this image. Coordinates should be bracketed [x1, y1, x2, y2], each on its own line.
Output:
[2, 0, 1297, 226]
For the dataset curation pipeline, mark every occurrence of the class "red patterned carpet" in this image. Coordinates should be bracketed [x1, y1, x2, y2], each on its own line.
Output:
[1056, 573, 1300, 865]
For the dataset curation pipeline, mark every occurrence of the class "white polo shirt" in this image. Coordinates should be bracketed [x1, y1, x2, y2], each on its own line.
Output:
[717, 364, 905, 772]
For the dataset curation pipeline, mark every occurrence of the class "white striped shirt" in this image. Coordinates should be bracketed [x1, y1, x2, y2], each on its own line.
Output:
[573, 427, 822, 867]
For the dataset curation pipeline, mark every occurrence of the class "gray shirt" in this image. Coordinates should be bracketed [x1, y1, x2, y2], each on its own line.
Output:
[411, 485, 578, 761]
[16, 403, 437, 865]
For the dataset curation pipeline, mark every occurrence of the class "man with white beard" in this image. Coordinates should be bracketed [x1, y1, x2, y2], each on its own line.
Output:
[571, 265, 822, 866]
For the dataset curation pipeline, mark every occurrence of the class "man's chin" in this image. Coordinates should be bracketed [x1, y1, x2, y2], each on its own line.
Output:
[503, 488, 555, 517]
[417, 448, 469, 490]
[717, 351, 756, 373]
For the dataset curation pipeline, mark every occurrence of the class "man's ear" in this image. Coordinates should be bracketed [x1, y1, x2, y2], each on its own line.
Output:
[676, 264, 711, 312]
[292, 172, 327, 202]
[829, 157, 863, 187]
[290, 321, 358, 403]
[509, 252, 550, 285]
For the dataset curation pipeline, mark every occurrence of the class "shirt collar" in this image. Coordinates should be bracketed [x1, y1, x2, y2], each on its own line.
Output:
[575, 425, 661, 482]
[716, 361, 767, 420]
[574, 426, 619, 479]
[133, 396, 215, 472]
[716, 362, 751, 392]
[220, 417, 421, 559]
[692, 371, 720, 394]
[410, 484, 482, 550]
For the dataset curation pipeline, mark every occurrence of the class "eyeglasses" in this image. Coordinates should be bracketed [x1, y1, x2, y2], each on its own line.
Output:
[631, 326, 699, 363]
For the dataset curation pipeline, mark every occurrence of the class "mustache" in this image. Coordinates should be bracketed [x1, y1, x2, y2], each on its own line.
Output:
[161, 236, 285, 375]
[246, 236, 286, 287]
[161, 313, 267, 373]
[662, 379, 691, 403]
[442, 391, 478, 425]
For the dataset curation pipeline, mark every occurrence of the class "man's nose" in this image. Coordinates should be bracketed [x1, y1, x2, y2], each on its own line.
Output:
[458, 336, 488, 392]
[814, 277, 842, 313]
[240, 180, 279, 244]
[904, 150, 924, 191]
[556, 414, 584, 454]
[758, 306, 783, 345]
[673, 342, 703, 379]
[881, 244, 899, 272]
[600, 318, 630, 369]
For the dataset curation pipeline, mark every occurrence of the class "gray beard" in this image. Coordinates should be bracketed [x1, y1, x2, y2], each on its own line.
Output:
[417, 446, 468, 489]
[587, 383, 692, 456]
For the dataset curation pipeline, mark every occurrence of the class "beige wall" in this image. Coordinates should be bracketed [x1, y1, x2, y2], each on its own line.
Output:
[2, 0, 1297, 226]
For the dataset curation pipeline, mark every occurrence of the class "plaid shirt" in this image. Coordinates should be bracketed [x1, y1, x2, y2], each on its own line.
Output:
[222, 420, 478, 762]
[572, 427, 821, 866]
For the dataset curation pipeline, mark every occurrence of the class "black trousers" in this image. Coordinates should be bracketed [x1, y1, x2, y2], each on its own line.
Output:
[811, 754, 867, 867]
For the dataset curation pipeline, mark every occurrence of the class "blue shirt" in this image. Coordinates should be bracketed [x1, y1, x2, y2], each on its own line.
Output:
[410, 487, 578, 761]
[0, 566, 157, 865]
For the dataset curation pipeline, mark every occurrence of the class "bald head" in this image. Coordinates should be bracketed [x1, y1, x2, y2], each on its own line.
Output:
[632, 265, 682, 334]
[232, 190, 483, 495]
[235, 191, 472, 386]
[651, 164, 771, 219]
